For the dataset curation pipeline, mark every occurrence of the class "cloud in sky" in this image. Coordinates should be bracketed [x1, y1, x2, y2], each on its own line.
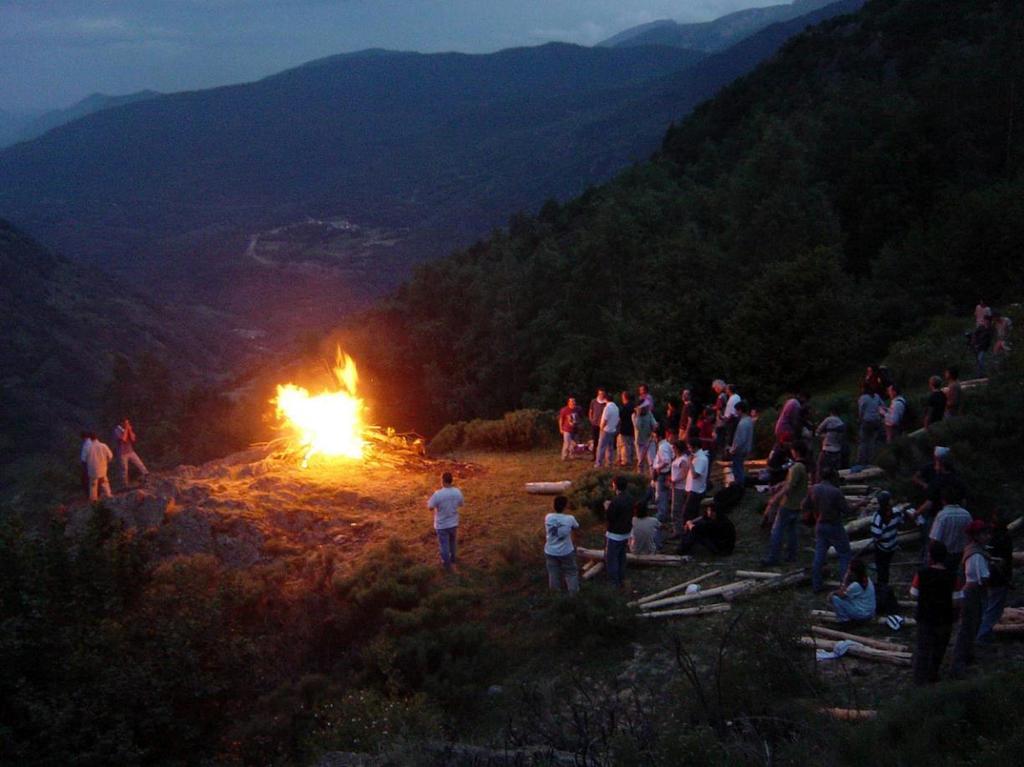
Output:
[0, 0, 782, 112]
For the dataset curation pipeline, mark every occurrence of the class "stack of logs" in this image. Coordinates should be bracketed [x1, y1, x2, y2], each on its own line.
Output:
[628, 569, 809, 619]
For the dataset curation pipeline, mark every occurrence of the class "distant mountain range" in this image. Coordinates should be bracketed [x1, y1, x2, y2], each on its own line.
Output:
[0, 91, 161, 149]
[597, 0, 838, 51]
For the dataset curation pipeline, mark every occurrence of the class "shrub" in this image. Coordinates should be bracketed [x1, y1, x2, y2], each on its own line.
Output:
[427, 409, 558, 455]
[568, 468, 649, 520]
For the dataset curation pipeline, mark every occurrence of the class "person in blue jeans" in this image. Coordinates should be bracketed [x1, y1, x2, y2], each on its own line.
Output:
[977, 514, 1012, 642]
[427, 472, 464, 572]
[805, 467, 853, 592]
[761, 442, 809, 566]
[604, 476, 634, 588]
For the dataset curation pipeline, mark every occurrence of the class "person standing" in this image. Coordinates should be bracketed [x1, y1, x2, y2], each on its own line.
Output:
[668, 439, 691, 537]
[923, 376, 946, 430]
[595, 395, 620, 468]
[616, 391, 635, 467]
[944, 367, 962, 419]
[881, 384, 907, 443]
[806, 467, 853, 592]
[636, 384, 654, 419]
[682, 430, 709, 523]
[951, 521, 991, 678]
[761, 442, 809, 566]
[679, 389, 696, 438]
[976, 513, 1013, 643]
[856, 385, 883, 464]
[635, 407, 656, 474]
[113, 418, 149, 487]
[711, 380, 728, 456]
[727, 401, 754, 486]
[974, 299, 992, 326]
[814, 405, 845, 481]
[723, 383, 741, 444]
[79, 431, 94, 496]
[774, 393, 806, 445]
[970, 316, 993, 377]
[84, 435, 114, 503]
[605, 476, 633, 589]
[868, 491, 904, 586]
[910, 540, 960, 685]
[558, 397, 580, 461]
[928, 484, 972, 571]
[588, 389, 608, 457]
[427, 472, 464, 572]
[651, 426, 674, 523]
[544, 496, 580, 594]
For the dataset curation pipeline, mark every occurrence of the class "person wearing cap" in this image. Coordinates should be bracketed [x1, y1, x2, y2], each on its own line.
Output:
[928, 484, 972, 570]
[869, 491, 905, 586]
[951, 521, 991, 678]
[910, 540, 962, 685]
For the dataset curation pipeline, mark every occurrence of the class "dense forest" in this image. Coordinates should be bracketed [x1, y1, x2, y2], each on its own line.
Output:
[346, 0, 1024, 435]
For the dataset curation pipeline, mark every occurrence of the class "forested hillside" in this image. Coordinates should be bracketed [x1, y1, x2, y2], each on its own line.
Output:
[347, 0, 1024, 435]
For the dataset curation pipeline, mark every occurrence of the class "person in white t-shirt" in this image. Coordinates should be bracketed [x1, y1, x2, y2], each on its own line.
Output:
[683, 433, 709, 523]
[544, 495, 580, 593]
[595, 398, 620, 468]
[668, 440, 691, 539]
[651, 426, 675, 523]
[427, 472, 464, 572]
[84, 437, 114, 502]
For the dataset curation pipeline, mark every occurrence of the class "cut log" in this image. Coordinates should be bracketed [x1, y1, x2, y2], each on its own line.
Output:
[1012, 551, 1024, 564]
[993, 623, 1024, 634]
[639, 603, 732, 619]
[821, 707, 878, 721]
[811, 626, 910, 653]
[845, 516, 875, 535]
[629, 570, 721, 607]
[575, 547, 691, 567]
[800, 636, 911, 666]
[581, 562, 604, 581]
[641, 580, 755, 610]
[839, 466, 885, 482]
[811, 609, 916, 627]
[726, 570, 808, 601]
[960, 377, 989, 389]
[842, 485, 873, 495]
[525, 481, 572, 495]
[1006, 515, 1023, 535]
[734, 570, 790, 580]
[825, 530, 919, 557]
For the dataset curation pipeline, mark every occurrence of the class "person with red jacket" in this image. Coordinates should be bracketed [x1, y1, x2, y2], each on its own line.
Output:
[558, 397, 580, 460]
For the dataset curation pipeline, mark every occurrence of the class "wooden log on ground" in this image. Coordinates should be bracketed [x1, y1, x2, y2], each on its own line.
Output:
[574, 547, 691, 567]
[993, 623, 1024, 634]
[639, 603, 732, 619]
[641, 580, 755, 610]
[734, 570, 790, 580]
[821, 707, 878, 721]
[839, 466, 885, 482]
[581, 562, 604, 581]
[845, 516, 874, 535]
[960, 377, 989, 389]
[998, 607, 1024, 622]
[800, 636, 912, 666]
[726, 570, 809, 602]
[827, 530, 919, 557]
[629, 570, 721, 607]
[1012, 551, 1024, 564]
[811, 625, 910, 653]
[842, 485, 873, 495]
[811, 609, 916, 627]
[1006, 515, 1023, 535]
[525, 480, 572, 494]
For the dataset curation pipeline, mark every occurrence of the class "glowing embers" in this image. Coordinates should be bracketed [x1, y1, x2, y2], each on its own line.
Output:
[274, 349, 366, 466]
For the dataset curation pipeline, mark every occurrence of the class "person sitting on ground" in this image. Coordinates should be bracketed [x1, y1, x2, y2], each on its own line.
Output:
[630, 500, 661, 555]
[604, 476, 634, 589]
[726, 401, 754, 486]
[806, 467, 853, 592]
[761, 441, 809, 567]
[830, 558, 876, 624]
[668, 439, 690, 539]
[976, 511, 1013, 644]
[544, 495, 580, 594]
[677, 502, 736, 557]
[881, 384, 907, 443]
[951, 520, 991, 678]
[910, 540, 960, 685]
[944, 367, 962, 418]
[616, 391, 635, 467]
[868, 491, 905, 586]
[856, 384, 884, 464]
[815, 404, 845, 481]
[84, 433, 114, 503]
[427, 472, 464, 572]
[928, 484, 973, 570]
[558, 396, 580, 461]
[923, 375, 946, 430]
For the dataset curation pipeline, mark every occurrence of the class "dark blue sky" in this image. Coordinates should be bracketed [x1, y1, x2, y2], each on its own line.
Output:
[0, 1, 777, 112]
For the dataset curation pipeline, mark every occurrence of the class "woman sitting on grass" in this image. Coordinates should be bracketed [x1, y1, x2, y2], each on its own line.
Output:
[831, 558, 876, 624]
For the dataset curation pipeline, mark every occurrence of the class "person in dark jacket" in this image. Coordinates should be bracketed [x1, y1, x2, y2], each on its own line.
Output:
[805, 468, 852, 592]
[977, 513, 1013, 643]
[604, 476, 633, 588]
[677, 503, 735, 557]
[910, 540, 960, 685]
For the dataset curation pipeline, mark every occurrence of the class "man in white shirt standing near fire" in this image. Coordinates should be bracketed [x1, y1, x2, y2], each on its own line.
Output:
[427, 472, 464, 572]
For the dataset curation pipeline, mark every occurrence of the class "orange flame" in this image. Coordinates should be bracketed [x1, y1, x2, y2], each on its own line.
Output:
[274, 348, 366, 465]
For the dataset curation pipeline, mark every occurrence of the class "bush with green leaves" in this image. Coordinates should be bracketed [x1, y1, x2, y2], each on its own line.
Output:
[568, 468, 650, 520]
[427, 409, 558, 455]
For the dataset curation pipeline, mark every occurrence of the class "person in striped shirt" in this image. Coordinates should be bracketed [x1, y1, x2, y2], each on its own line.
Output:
[869, 491, 905, 586]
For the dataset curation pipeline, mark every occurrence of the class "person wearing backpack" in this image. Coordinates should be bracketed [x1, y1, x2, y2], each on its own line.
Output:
[881, 384, 908, 443]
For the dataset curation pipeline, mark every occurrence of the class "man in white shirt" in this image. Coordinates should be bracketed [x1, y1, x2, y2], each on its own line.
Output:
[951, 521, 991, 678]
[683, 434, 709, 523]
[669, 440, 691, 539]
[544, 495, 580, 593]
[651, 426, 675, 523]
[427, 472, 464, 572]
[595, 397, 620, 468]
[84, 437, 114, 502]
[79, 431, 94, 496]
